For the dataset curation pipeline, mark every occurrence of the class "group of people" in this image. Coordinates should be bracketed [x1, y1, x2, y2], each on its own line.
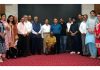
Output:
[0, 10, 100, 62]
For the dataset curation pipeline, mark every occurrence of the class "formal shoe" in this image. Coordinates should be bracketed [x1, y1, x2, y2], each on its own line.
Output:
[77, 52, 80, 55]
[70, 51, 75, 54]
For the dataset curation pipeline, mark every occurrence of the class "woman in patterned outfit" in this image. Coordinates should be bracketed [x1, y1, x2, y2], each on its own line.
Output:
[0, 14, 10, 50]
[0, 21, 6, 62]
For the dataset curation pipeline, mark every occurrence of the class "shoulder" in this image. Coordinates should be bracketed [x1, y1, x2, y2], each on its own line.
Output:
[51, 23, 54, 26]
[28, 21, 31, 23]
[58, 23, 61, 25]
[71, 23, 74, 26]
[95, 16, 98, 19]
[80, 21, 84, 25]
[18, 22, 21, 24]
[17, 22, 22, 25]
[67, 22, 70, 25]
[26, 21, 32, 25]
[87, 17, 91, 21]
[58, 24, 61, 26]
[42, 24, 45, 27]
[48, 24, 51, 26]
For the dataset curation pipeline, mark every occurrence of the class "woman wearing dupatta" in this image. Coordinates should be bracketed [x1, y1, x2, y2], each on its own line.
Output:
[7, 15, 18, 49]
[85, 10, 98, 58]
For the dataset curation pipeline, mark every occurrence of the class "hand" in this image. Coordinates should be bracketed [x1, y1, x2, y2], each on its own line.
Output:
[88, 29, 94, 34]
[23, 34, 27, 37]
[88, 29, 93, 33]
[27, 33, 29, 36]
[98, 34, 100, 39]
[37, 33, 40, 35]
[90, 30, 94, 34]
[71, 33, 75, 36]
[0, 33, 5, 38]
[15, 35, 19, 40]
[82, 33, 86, 35]
[6, 26, 10, 31]
[96, 35, 99, 39]
[26, 32, 30, 36]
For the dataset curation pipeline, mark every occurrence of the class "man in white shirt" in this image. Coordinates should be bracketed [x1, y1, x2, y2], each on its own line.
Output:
[66, 18, 73, 52]
[41, 18, 51, 54]
[79, 14, 88, 55]
[67, 18, 73, 32]
[23, 15, 32, 34]
[17, 18, 28, 35]
[17, 17, 29, 57]
[23, 15, 32, 55]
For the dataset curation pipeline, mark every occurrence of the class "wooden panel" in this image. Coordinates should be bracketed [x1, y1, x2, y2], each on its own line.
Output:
[94, 4, 100, 13]
[0, 4, 5, 14]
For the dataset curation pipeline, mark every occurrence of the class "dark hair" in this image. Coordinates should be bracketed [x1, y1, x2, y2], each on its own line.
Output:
[97, 13, 100, 15]
[45, 18, 49, 20]
[44, 18, 49, 21]
[83, 14, 88, 19]
[78, 13, 82, 16]
[7, 15, 16, 25]
[82, 15, 84, 16]
[53, 17, 58, 20]
[60, 18, 64, 20]
[90, 10, 96, 14]
[68, 17, 72, 20]
[72, 17, 76, 20]
[72, 17, 77, 22]
[1, 13, 6, 18]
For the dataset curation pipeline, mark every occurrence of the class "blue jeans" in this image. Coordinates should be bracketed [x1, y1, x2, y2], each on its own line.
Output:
[60, 36, 67, 53]
[81, 34, 89, 55]
[88, 42, 97, 57]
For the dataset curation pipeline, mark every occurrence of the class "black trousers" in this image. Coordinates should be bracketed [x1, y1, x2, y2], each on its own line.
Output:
[31, 34, 43, 54]
[53, 34, 60, 54]
[66, 35, 72, 52]
[78, 34, 83, 55]
[17, 34, 28, 57]
[27, 34, 31, 55]
[70, 35, 82, 54]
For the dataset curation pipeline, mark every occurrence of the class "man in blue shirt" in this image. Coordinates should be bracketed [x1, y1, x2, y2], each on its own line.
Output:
[51, 18, 62, 54]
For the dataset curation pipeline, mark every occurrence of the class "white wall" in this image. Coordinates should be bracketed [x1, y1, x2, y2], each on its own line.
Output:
[82, 4, 94, 16]
[5, 4, 18, 18]
[5, 4, 94, 18]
